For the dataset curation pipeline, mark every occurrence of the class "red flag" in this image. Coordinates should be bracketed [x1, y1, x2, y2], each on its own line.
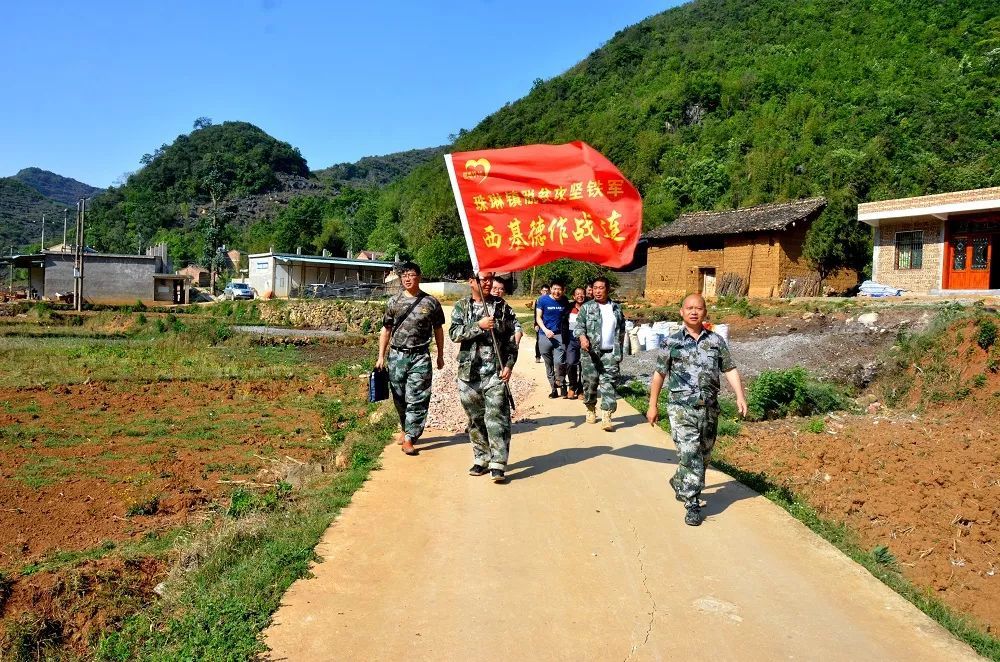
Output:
[444, 142, 642, 273]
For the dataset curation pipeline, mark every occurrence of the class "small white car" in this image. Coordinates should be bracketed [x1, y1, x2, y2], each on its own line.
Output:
[223, 282, 255, 301]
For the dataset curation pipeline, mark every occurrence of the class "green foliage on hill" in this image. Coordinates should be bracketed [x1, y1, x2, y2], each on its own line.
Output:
[13, 168, 103, 206]
[0, 178, 70, 252]
[378, 0, 1000, 275]
[314, 146, 445, 188]
[84, 121, 311, 261]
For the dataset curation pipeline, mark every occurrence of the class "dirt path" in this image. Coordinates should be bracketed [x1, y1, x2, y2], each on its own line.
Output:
[264, 347, 979, 660]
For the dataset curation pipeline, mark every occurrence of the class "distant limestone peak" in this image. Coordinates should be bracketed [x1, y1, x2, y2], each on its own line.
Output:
[13, 167, 104, 206]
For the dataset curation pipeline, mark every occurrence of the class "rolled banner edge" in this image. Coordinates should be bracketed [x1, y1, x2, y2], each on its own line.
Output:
[444, 153, 481, 275]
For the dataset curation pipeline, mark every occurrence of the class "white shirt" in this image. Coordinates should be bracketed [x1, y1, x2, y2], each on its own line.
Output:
[599, 302, 616, 350]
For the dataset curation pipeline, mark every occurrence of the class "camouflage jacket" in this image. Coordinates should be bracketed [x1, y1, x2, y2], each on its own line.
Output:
[449, 296, 519, 382]
[382, 290, 445, 350]
[655, 327, 736, 407]
[573, 299, 627, 361]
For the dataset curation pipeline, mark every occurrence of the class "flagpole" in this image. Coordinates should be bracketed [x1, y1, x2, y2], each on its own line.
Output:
[476, 274, 516, 412]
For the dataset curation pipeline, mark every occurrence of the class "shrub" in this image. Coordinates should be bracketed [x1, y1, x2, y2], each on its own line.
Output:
[0, 571, 12, 610]
[717, 295, 760, 319]
[717, 418, 742, 437]
[972, 374, 987, 389]
[977, 318, 997, 351]
[748, 368, 849, 420]
[1, 613, 63, 659]
[125, 495, 160, 517]
[227, 488, 255, 518]
[227, 482, 293, 518]
[872, 545, 897, 569]
[802, 418, 826, 434]
[716, 397, 742, 436]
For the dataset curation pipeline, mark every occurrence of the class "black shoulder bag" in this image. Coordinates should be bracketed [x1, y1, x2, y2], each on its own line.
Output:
[369, 292, 426, 402]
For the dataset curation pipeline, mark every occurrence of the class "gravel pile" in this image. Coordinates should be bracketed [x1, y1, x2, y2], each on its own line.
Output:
[620, 314, 930, 389]
[425, 335, 537, 432]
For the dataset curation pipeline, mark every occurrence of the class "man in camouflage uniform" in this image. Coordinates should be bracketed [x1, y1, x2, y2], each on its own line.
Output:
[647, 293, 747, 526]
[376, 261, 445, 456]
[574, 276, 626, 431]
[491, 279, 524, 347]
[451, 271, 519, 483]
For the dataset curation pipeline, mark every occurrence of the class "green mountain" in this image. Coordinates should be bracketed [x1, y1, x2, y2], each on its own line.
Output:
[84, 121, 442, 267]
[315, 146, 446, 187]
[367, 0, 1000, 277]
[85, 120, 315, 263]
[13, 167, 103, 206]
[0, 178, 72, 252]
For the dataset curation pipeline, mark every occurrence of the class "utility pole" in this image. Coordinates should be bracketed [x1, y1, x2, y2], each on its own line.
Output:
[74, 199, 87, 311]
[40, 214, 46, 251]
[63, 209, 68, 251]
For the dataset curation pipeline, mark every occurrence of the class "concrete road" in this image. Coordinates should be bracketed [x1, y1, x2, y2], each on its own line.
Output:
[265, 355, 980, 661]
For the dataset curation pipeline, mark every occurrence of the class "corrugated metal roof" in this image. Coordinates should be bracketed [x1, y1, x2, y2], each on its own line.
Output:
[251, 252, 395, 268]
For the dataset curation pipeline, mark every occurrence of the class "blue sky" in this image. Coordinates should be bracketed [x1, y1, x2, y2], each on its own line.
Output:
[1, 0, 680, 188]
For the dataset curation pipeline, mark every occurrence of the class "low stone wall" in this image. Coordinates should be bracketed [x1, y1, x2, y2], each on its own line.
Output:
[257, 300, 384, 332]
[419, 282, 467, 298]
[0, 302, 31, 317]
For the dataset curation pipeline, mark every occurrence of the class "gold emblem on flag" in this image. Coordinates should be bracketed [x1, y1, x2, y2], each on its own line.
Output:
[463, 158, 490, 183]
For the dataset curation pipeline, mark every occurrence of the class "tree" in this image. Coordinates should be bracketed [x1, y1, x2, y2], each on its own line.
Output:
[527, 259, 618, 295]
[193, 116, 213, 130]
[415, 237, 469, 280]
[803, 202, 871, 286]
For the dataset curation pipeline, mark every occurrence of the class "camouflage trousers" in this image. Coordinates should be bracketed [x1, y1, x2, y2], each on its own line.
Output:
[667, 403, 719, 503]
[388, 349, 433, 441]
[457, 372, 511, 470]
[580, 349, 620, 412]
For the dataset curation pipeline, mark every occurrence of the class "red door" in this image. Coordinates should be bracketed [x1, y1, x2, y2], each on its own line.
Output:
[945, 233, 991, 289]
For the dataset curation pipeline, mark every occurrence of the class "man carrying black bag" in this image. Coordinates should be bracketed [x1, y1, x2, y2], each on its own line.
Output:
[375, 261, 446, 456]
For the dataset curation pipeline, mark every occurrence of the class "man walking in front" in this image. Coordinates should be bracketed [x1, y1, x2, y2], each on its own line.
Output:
[574, 277, 626, 431]
[646, 293, 747, 526]
[450, 271, 519, 483]
[536, 280, 570, 398]
[375, 261, 445, 456]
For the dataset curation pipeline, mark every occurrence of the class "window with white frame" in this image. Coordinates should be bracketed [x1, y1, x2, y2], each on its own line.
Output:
[895, 231, 923, 270]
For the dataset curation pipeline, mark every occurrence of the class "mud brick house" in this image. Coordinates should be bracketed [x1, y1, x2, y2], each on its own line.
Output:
[643, 198, 858, 303]
[858, 186, 1000, 293]
[178, 264, 210, 287]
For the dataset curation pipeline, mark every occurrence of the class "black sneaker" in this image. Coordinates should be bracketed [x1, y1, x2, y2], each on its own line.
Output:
[469, 465, 488, 477]
[548, 390, 559, 398]
[490, 469, 506, 483]
[684, 506, 703, 527]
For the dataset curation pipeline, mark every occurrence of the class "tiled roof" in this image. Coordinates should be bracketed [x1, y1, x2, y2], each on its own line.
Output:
[643, 197, 826, 240]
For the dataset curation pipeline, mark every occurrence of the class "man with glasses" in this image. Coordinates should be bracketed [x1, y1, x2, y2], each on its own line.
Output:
[375, 261, 445, 456]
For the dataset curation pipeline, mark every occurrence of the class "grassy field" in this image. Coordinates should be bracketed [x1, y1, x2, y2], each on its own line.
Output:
[0, 304, 391, 660]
